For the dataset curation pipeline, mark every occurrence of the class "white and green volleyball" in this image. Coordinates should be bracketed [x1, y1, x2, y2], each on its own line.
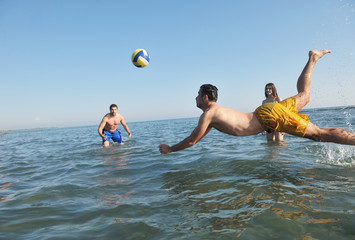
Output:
[131, 49, 150, 68]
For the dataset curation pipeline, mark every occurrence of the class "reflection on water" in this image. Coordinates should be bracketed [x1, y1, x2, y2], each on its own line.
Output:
[0, 194, 16, 203]
[162, 156, 344, 239]
[101, 191, 134, 208]
[99, 147, 130, 170]
[1, 182, 11, 189]
[97, 147, 135, 224]
[103, 155, 129, 171]
[100, 177, 130, 186]
[0, 182, 16, 203]
[0, 109, 354, 239]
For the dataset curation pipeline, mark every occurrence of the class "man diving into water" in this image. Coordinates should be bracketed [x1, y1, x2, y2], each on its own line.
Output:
[159, 50, 355, 154]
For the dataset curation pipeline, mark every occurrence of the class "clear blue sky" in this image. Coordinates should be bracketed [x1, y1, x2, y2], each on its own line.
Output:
[1, 0, 354, 130]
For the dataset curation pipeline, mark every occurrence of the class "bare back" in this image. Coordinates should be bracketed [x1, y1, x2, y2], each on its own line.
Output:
[206, 104, 264, 136]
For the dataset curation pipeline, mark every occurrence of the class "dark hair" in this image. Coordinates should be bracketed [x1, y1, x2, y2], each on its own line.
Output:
[264, 83, 278, 98]
[110, 104, 118, 110]
[200, 84, 218, 102]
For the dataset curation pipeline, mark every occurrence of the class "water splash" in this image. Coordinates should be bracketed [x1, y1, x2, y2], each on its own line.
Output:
[309, 144, 355, 167]
[342, 106, 354, 131]
[339, 0, 354, 24]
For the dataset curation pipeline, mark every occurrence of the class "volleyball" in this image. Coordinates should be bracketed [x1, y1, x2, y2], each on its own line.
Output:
[131, 49, 150, 68]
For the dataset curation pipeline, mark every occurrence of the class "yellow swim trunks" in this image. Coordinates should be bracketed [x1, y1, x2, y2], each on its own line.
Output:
[254, 97, 309, 137]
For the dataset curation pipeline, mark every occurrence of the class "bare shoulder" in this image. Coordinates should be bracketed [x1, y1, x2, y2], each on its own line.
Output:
[116, 113, 124, 120]
[102, 113, 110, 120]
[200, 106, 216, 120]
[205, 103, 225, 117]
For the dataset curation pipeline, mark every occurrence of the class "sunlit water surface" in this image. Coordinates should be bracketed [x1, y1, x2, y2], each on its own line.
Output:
[0, 106, 354, 239]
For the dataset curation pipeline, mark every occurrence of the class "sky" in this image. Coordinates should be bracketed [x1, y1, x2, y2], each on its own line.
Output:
[1, 0, 354, 131]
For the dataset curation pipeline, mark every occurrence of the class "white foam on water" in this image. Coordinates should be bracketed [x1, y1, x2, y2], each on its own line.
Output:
[312, 143, 355, 167]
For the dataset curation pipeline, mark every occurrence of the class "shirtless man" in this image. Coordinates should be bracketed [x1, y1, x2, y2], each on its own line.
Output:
[98, 104, 131, 146]
[159, 50, 355, 154]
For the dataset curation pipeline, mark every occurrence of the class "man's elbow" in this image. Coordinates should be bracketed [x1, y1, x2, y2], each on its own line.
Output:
[188, 139, 198, 147]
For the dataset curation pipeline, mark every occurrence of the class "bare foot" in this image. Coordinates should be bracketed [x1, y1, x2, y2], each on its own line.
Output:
[309, 49, 331, 62]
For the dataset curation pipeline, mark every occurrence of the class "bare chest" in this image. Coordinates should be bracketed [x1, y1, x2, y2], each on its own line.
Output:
[105, 115, 122, 128]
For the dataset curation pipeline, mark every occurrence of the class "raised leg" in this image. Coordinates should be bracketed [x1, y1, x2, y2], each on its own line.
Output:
[294, 50, 331, 112]
[305, 122, 355, 146]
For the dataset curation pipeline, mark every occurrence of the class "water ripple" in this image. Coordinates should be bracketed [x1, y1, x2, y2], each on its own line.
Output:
[1, 109, 355, 239]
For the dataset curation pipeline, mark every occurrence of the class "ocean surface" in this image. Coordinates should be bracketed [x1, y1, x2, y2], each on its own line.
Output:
[1, 106, 355, 240]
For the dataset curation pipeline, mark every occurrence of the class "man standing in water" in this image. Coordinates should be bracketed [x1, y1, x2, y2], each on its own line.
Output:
[98, 104, 131, 146]
[159, 50, 355, 154]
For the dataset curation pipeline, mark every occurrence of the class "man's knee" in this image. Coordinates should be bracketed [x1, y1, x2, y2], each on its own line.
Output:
[307, 132, 322, 142]
[295, 92, 310, 110]
[300, 91, 310, 105]
[304, 123, 323, 141]
[304, 95, 310, 105]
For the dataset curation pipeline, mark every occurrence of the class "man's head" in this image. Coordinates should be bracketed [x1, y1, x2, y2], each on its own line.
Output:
[109, 104, 118, 115]
[196, 84, 218, 109]
[200, 84, 218, 102]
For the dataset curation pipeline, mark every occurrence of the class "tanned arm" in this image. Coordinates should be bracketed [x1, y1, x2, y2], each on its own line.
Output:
[98, 117, 107, 141]
[121, 117, 132, 138]
[159, 112, 213, 154]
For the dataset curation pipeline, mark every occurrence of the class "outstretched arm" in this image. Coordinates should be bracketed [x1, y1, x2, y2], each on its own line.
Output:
[159, 113, 212, 154]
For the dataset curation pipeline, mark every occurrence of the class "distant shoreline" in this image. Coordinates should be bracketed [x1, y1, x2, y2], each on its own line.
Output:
[0, 127, 59, 133]
[1, 105, 354, 133]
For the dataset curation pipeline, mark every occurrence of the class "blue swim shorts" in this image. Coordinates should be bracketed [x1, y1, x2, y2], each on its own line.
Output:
[103, 129, 122, 143]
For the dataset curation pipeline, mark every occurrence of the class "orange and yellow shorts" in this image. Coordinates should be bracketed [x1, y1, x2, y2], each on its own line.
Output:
[254, 97, 309, 137]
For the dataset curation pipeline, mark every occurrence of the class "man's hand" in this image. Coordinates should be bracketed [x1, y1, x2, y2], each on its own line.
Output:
[128, 132, 132, 138]
[158, 144, 172, 154]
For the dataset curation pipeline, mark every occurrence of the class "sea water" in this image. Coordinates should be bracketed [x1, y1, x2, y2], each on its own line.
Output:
[0, 106, 354, 240]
